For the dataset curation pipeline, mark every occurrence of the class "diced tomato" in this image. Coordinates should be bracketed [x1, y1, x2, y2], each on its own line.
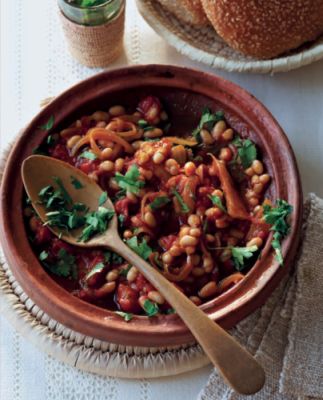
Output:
[134, 274, 154, 294]
[115, 198, 131, 223]
[158, 234, 177, 250]
[137, 96, 162, 124]
[34, 224, 52, 245]
[76, 158, 100, 174]
[50, 238, 74, 256]
[116, 284, 141, 313]
[49, 144, 71, 163]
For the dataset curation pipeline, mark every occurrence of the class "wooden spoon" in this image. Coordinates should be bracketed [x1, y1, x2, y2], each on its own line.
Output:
[22, 155, 265, 395]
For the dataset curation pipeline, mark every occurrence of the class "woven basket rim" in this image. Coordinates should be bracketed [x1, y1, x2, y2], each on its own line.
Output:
[136, 0, 323, 74]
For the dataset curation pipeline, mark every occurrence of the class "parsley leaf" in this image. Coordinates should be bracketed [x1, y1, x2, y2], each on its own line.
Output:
[119, 265, 131, 277]
[208, 194, 226, 213]
[118, 214, 125, 227]
[53, 176, 73, 205]
[115, 165, 145, 195]
[104, 251, 124, 265]
[79, 207, 115, 242]
[192, 108, 224, 141]
[172, 189, 189, 213]
[40, 248, 77, 279]
[150, 196, 171, 211]
[39, 250, 49, 261]
[70, 176, 84, 189]
[80, 151, 97, 160]
[126, 236, 153, 260]
[115, 311, 133, 322]
[263, 199, 293, 265]
[231, 245, 258, 271]
[232, 137, 257, 169]
[85, 262, 105, 280]
[39, 115, 54, 131]
[98, 191, 108, 206]
[143, 299, 159, 317]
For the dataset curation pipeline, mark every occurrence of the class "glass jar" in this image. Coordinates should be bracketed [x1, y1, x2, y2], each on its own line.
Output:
[58, 0, 124, 26]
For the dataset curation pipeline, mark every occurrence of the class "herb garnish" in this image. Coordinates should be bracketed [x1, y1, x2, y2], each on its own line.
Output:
[39, 115, 54, 131]
[118, 214, 125, 227]
[85, 262, 105, 280]
[70, 176, 84, 189]
[126, 236, 153, 260]
[172, 189, 190, 213]
[119, 265, 131, 277]
[143, 299, 159, 317]
[115, 165, 145, 195]
[115, 311, 133, 322]
[79, 207, 115, 242]
[39, 248, 77, 279]
[231, 246, 258, 271]
[192, 108, 224, 141]
[263, 199, 293, 265]
[232, 137, 257, 169]
[38, 178, 114, 242]
[150, 196, 171, 211]
[71, 0, 107, 7]
[98, 191, 108, 206]
[104, 251, 124, 265]
[80, 151, 97, 160]
[208, 194, 226, 213]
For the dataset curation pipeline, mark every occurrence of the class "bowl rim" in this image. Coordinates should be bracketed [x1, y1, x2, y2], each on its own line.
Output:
[0, 64, 303, 346]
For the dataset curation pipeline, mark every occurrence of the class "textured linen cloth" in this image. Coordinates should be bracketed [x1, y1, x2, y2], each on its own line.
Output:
[199, 193, 323, 400]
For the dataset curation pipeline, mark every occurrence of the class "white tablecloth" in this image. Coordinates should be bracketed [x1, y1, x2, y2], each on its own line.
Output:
[1, 1, 323, 399]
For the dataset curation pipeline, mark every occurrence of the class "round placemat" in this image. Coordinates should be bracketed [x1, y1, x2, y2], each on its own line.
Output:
[136, 0, 323, 74]
[0, 142, 210, 379]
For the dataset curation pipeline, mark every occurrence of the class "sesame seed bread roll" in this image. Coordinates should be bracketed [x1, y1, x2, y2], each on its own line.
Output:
[158, 0, 209, 26]
[201, 0, 323, 59]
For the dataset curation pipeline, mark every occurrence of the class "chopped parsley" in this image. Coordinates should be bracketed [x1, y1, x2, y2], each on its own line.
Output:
[150, 196, 171, 211]
[119, 265, 131, 277]
[47, 134, 58, 147]
[143, 299, 159, 317]
[73, 0, 107, 7]
[208, 194, 226, 213]
[166, 308, 176, 315]
[118, 214, 126, 227]
[85, 262, 105, 280]
[172, 189, 190, 213]
[98, 191, 108, 206]
[232, 137, 257, 169]
[78, 207, 115, 242]
[70, 176, 84, 189]
[104, 251, 124, 265]
[115, 165, 145, 195]
[115, 311, 133, 322]
[39, 115, 54, 131]
[39, 248, 77, 279]
[80, 151, 97, 160]
[38, 178, 114, 242]
[231, 245, 258, 271]
[126, 236, 153, 260]
[263, 199, 293, 265]
[192, 108, 224, 141]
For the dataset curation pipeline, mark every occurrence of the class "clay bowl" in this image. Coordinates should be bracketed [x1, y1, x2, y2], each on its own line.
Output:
[0, 65, 302, 347]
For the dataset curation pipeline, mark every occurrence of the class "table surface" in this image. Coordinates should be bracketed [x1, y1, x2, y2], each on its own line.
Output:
[1, 1, 323, 399]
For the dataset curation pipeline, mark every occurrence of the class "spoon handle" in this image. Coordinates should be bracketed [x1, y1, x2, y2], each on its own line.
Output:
[109, 237, 265, 395]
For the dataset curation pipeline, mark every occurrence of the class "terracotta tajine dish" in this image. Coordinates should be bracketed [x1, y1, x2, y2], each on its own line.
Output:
[0, 65, 302, 347]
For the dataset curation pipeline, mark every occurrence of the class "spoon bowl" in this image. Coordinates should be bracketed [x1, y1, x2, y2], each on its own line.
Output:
[22, 154, 265, 395]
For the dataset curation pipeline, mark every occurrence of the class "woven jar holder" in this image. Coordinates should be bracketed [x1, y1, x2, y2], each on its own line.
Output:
[59, 4, 125, 68]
